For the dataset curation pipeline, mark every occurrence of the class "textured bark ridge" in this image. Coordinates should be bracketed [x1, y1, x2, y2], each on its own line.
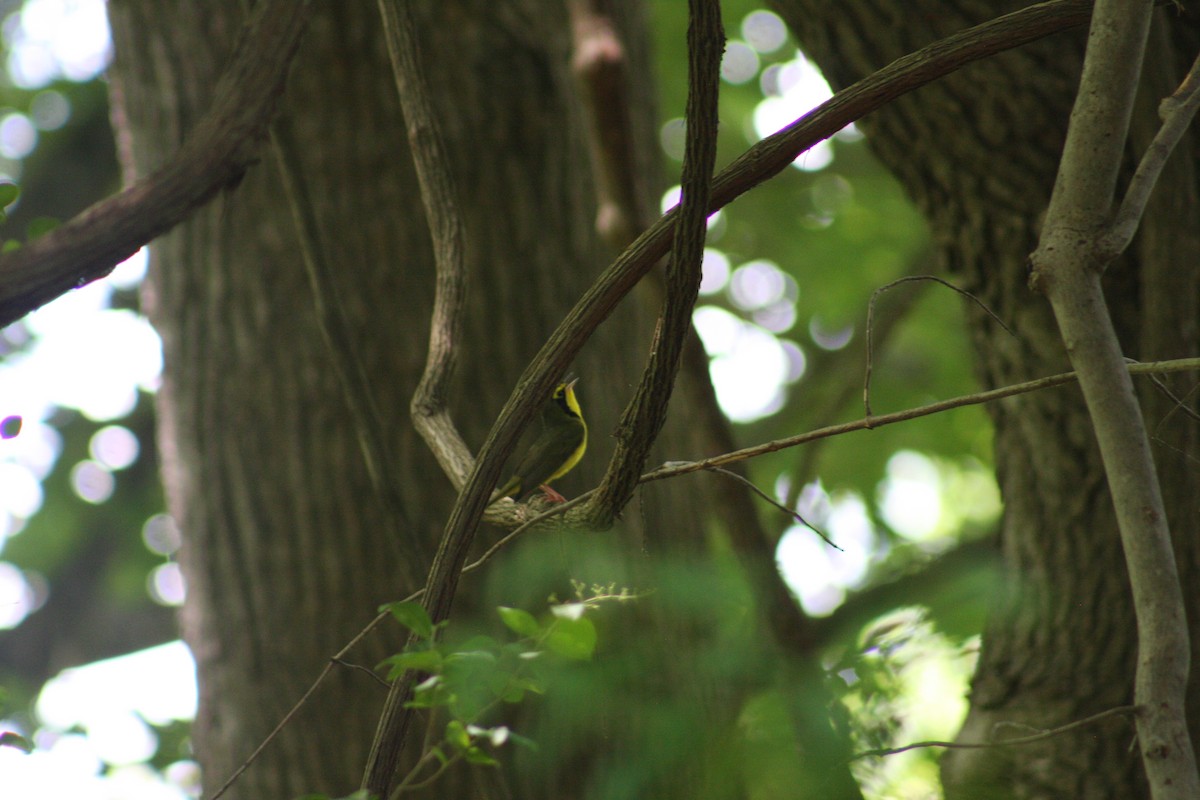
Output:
[773, 1, 1200, 796]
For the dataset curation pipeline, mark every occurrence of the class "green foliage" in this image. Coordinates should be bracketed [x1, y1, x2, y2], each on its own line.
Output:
[26, 216, 60, 239]
[0, 182, 20, 225]
[376, 585, 634, 793]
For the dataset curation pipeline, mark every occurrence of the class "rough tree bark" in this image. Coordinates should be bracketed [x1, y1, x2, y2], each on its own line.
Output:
[774, 1, 1200, 796]
[106, 2, 739, 797]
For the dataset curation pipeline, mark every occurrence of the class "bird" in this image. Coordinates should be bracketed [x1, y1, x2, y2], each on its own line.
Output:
[491, 377, 587, 503]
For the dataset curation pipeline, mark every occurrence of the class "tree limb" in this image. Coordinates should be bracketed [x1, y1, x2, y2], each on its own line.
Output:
[0, 0, 314, 328]
[1027, 1, 1198, 795]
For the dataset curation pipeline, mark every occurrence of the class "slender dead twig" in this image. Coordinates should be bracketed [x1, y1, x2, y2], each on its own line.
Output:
[1098, 49, 1200, 261]
[849, 705, 1138, 761]
[864, 275, 1015, 418]
[706, 466, 839, 550]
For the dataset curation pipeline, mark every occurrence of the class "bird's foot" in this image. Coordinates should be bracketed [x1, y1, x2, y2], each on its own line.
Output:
[537, 485, 567, 503]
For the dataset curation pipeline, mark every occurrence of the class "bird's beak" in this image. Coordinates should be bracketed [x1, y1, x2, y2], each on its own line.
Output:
[564, 375, 579, 390]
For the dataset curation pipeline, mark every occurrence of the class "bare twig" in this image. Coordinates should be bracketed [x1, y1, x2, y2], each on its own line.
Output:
[1027, 0, 1198, 795]
[642, 358, 1200, 483]
[0, 0, 314, 328]
[863, 275, 1015, 418]
[208, 609, 392, 800]
[1099, 50, 1200, 260]
[706, 466, 839, 550]
[849, 705, 1139, 761]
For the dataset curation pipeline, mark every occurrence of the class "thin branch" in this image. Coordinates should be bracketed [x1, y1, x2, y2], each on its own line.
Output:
[641, 357, 1200, 483]
[1027, 0, 1197, 794]
[588, 0, 724, 525]
[0, 0, 314, 328]
[849, 705, 1139, 761]
[863, 275, 1015, 418]
[1099, 50, 1200, 260]
[706, 466, 839, 549]
[208, 609, 392, 800]
[787, 264, 927, 510]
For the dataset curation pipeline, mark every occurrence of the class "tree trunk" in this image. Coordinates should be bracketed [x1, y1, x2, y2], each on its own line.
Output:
[774, 1, 1200, 796]
[107, 2, 731, 797]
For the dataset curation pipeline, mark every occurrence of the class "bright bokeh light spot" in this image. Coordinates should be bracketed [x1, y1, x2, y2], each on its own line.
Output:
[18, 308, 162, 420]
[729, 259, 791, 310]
[809, 316, 854, 350]
[109, 247, 149, 289]
[659, 117, 686, 161]
[752, 301, 795, 333]
[780, 339, 807, 382]
[0, 461, 43, 519]
[37, 641, 198, 730]
[721, 41, 759, 85]
[84, 712, 157, 765]
[878, 451, 943, 540]
[695, 306, 789, 422]
[660, 185, 724, 228]
[886, 454, 1001, 540]
[0, 561, 34, 628]
[776, 492, 876, 615]
[699, 248, 730, 295]
[70, 459, 114, 503]
[7, 643, 198, 799]
[8, 0, 112, 88]
[742, 10, 788, 53]
[754, 53, 835, 171]
[148, 562, 185, 606]
[0, 113, 38, 159]
[30, 89, 70, 130]
[0, 733, 103, 797]
[89, 425, 139, 470]
[142, 513, 182, 556]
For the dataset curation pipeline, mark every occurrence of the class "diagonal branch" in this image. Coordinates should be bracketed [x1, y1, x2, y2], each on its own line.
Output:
[0, 0, 314, 328]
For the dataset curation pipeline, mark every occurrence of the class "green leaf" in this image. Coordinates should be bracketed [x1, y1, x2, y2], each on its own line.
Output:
[27, 217, 60, 240]
[377, 649, 443, 680]
[0, 731, 33, 754]
[497, 606, 541, 637]
[2, 239, 20, 253]
[501, 677, 544, 702]
[507, 730, 539, 751]
[0, 183, 20, 208]
[463, 746, 499, 766]
[544, 616, 597, 660]
[383, 601, 434, 639]
[445, 719, 470, 750]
